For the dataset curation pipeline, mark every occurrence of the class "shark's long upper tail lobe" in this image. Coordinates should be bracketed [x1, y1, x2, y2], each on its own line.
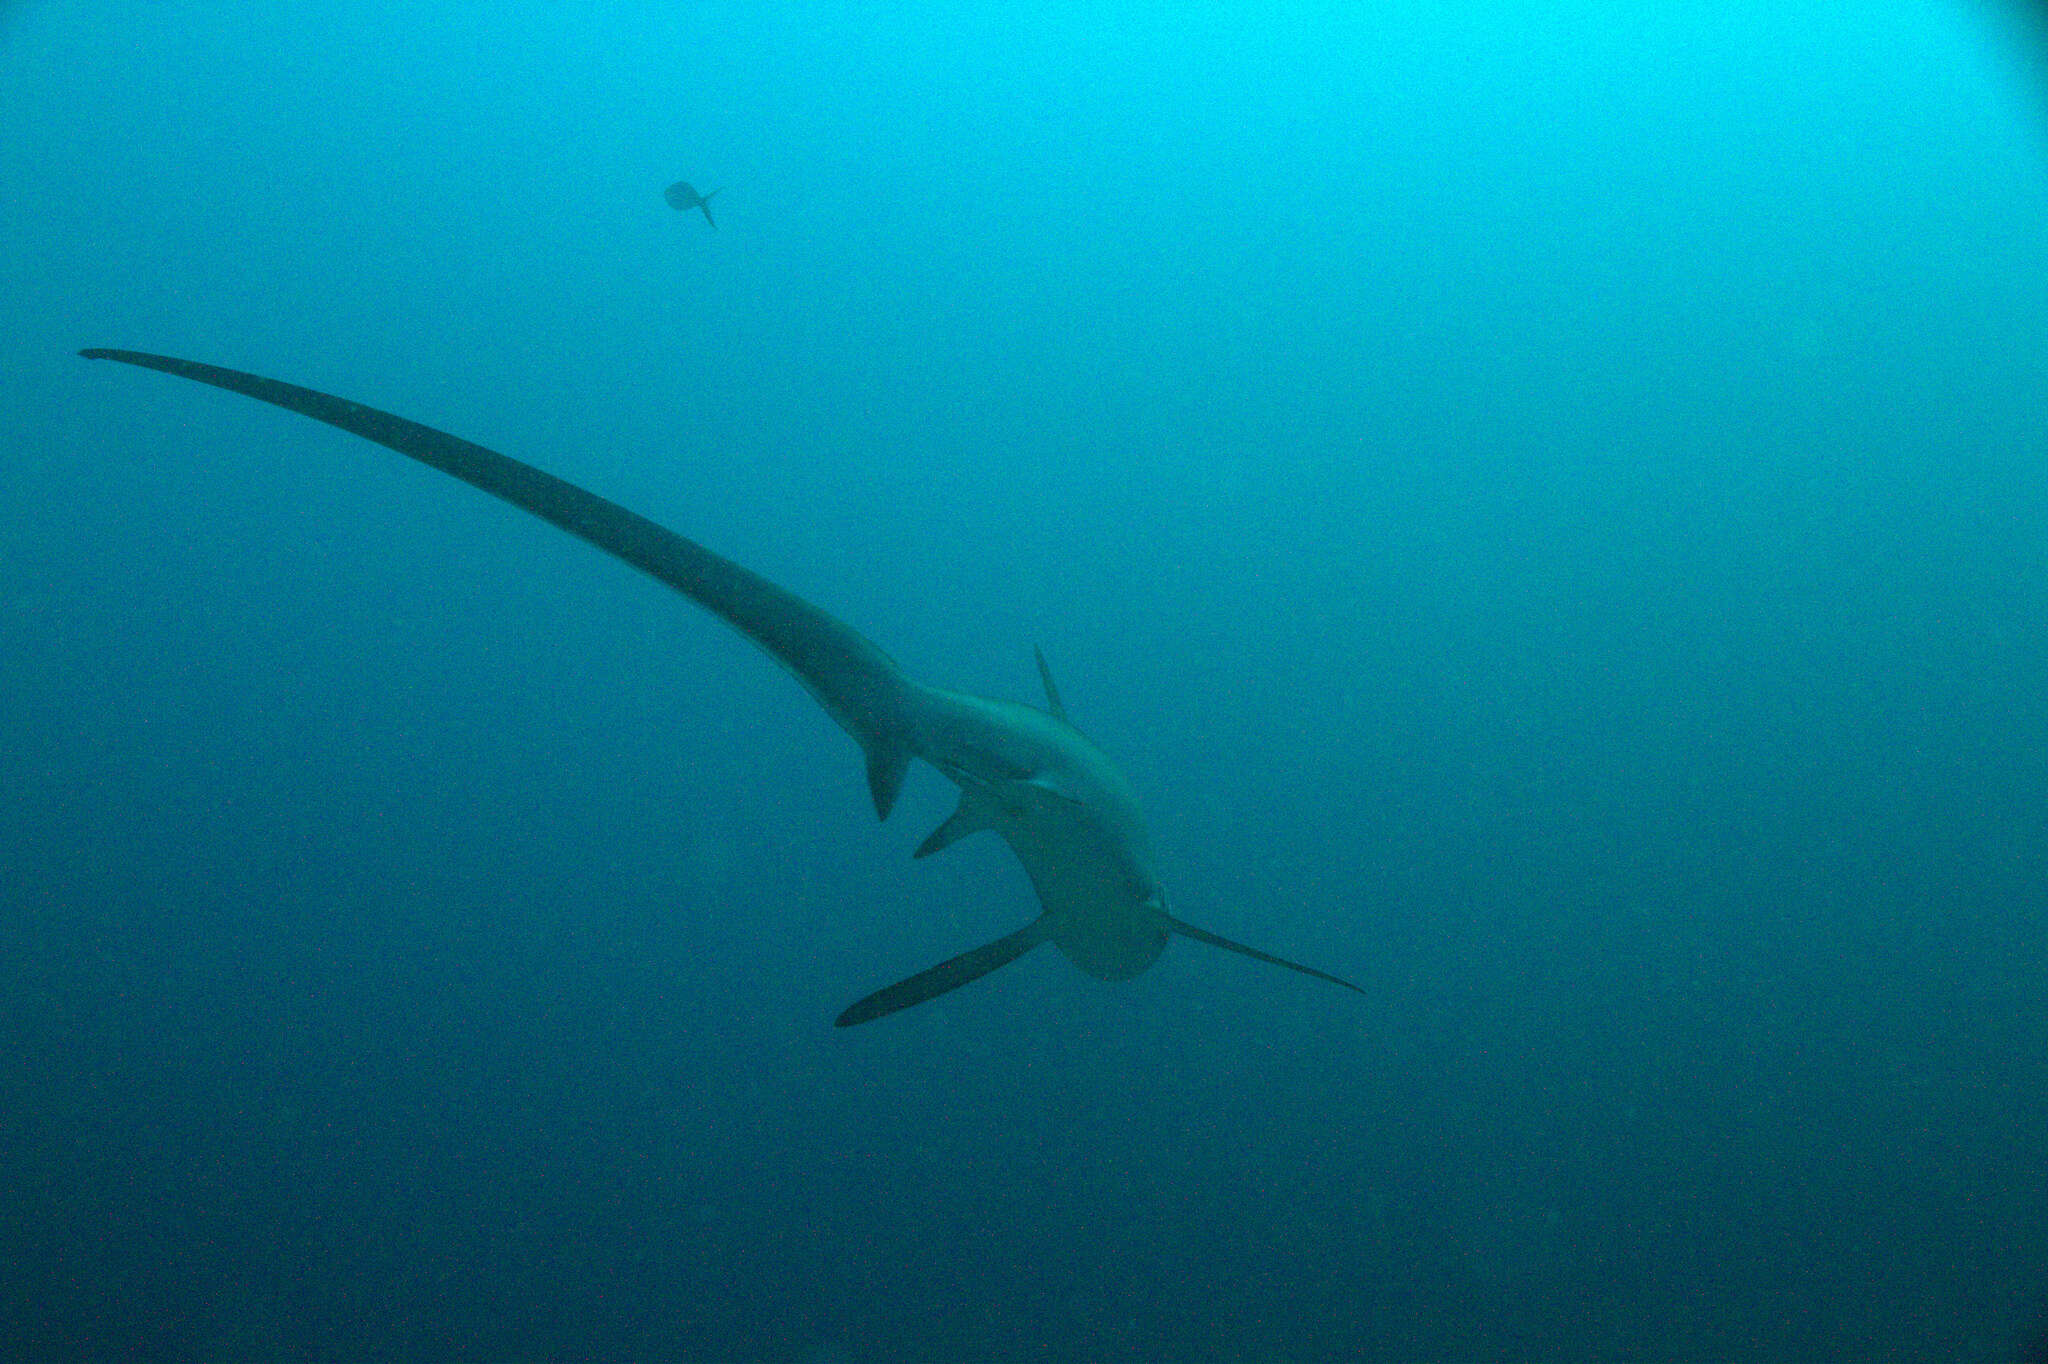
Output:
[82, 347, 1372, 1024]
[79, 348, 917, 816]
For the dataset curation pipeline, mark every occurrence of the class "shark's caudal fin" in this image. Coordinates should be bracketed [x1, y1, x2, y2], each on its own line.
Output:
[698, 188, 719, 229]
[1169, 916, 1366, 996]
[80, 348, 918, 818]
[836, 916, 1053, 1026]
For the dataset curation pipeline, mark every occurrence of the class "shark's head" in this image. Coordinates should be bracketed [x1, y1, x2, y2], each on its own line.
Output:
[1048, 887, 1172, 981]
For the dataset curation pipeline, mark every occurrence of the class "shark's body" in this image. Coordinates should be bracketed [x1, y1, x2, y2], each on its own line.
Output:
[80, 348, 1364, 1024]
[663, 180, 719, 228]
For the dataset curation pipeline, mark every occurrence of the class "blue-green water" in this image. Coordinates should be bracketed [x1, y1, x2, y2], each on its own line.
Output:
[4, 3, 2046, 1359]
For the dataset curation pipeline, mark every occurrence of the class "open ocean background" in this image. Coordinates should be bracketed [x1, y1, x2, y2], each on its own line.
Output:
[5, 3, 2047, 1359]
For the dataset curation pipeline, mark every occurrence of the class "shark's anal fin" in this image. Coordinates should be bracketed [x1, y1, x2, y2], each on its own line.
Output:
[836, 916, 1052, 1026]
[1033, 644, 1067, 720]
[1168, 916, 1367, 996]
[866, 744, 911, 821]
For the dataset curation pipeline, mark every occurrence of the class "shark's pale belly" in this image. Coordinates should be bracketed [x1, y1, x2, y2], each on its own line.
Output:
[1004, 824, 1170, 981]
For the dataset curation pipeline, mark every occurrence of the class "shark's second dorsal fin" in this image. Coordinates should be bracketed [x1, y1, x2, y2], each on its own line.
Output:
[1033, 645, 1067, 720]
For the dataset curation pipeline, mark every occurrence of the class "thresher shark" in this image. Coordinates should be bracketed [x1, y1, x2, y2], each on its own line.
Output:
[81, 348, 1365, 1025]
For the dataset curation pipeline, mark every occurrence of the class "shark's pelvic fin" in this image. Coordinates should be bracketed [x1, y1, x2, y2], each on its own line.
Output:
[1169, 916, 1368, 996]
[914, 785, 998, 859]
[836, 916, 1053, 1026]
[1033, 644, 1067, 719]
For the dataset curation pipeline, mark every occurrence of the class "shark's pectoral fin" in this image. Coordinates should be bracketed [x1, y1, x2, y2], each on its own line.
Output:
[1168, 915, 1366, 997]
[913, 785, 999, 858]
[836, 916, 1052, 1026]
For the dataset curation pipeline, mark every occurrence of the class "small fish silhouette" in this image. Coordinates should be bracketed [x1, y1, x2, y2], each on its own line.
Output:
[664, 180, 720, 228]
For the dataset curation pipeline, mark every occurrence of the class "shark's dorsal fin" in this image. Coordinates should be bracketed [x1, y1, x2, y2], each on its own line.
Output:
[1033, 645, 1067, 720]
[836, 916, 1052, 1025]
[1169, 915, 1367, 996]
